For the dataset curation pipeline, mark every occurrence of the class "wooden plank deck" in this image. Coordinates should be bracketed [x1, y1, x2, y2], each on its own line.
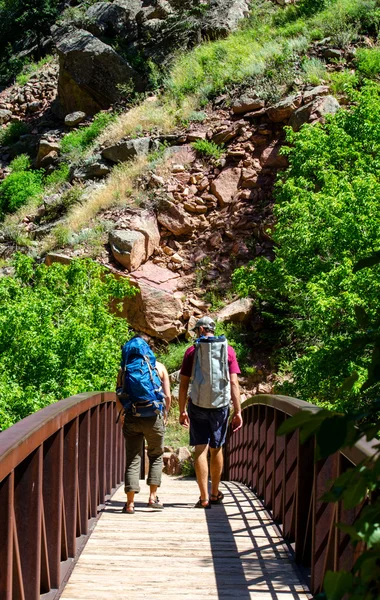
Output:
[60, 475, 311, 600]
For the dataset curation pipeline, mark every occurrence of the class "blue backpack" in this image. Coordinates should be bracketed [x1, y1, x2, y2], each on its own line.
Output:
[118, 337, 166, 417]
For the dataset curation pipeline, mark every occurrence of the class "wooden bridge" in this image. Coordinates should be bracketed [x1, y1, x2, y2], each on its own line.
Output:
[0, 392, 376, 600]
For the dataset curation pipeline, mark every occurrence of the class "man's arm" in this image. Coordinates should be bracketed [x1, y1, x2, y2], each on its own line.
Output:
[230, 373, 243, 432]
[178, 375, 190, 428]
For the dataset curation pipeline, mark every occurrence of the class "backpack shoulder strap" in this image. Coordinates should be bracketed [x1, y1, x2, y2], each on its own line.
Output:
[190, 341, 200, 383]
[143, 354, 166, 398]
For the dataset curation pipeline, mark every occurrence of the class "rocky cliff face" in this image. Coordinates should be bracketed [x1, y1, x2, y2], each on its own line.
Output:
[0, 0, 351, 347]
[53, 0, 251, 116]
[33, 82, 340, 343]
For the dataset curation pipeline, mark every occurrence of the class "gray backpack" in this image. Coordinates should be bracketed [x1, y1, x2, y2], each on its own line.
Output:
[190, 335, 231, 409]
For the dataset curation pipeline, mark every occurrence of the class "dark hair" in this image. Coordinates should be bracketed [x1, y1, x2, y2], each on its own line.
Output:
[133, 332, 152, 346]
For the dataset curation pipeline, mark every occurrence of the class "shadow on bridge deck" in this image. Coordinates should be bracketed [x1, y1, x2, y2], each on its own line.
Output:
[59, 475, 311, 600]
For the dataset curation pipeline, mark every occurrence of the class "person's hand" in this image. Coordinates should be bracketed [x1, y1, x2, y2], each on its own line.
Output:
[179, 411, 189, 428]
[231, 411, 243, 432]
[164, 411, 169, 426]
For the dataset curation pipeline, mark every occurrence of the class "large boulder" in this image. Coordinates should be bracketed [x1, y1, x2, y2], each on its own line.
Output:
[120, 263, 186, 340]
[210, 167, 241, 207]
[260, 140, 288, 168]
[232, 96, 265, 115]
[202, 0, 251, 39]
[55, 27, 145, 115]
[109, 230, 146, 271]
[70, 157, 111, 181]
[109, 210, 160, 270]
[216, 298, 254, 323]
[86, 1, 141, 37]
[64, 111, 86, 127]
[267, 94, 302, 123]
[0, 109, 12, 125]
[157, 198, 195, 235]
[120, 209, 160, 259]
[101, 137, 151, 163]
[36, 139, 60, 168]
[289, 95, 340, 132]
[138, 1, 173, 20]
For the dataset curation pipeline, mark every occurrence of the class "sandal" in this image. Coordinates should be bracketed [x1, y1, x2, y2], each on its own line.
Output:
[147, 496, 164, 510]
[122, 503, 134, 514]
[210, 491, 224, 504]
[194, 498, 211, 509]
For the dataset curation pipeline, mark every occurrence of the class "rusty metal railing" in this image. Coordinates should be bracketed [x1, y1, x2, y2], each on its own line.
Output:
[0, 392, 124, 600]
[224, 394, 378, 596]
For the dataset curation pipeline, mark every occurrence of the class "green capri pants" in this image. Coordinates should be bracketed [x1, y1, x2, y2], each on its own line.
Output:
[123, 413, 165, 493]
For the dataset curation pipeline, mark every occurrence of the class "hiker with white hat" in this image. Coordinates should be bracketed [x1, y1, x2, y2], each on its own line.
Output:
[178, 316, 243, 508]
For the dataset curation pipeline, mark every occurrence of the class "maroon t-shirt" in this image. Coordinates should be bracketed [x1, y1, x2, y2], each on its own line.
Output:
[180, 344, 241, 378]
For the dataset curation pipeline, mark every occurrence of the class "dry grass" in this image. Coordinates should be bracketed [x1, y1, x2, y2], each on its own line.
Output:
[40, 156, 149, 254]
[66, 155, 148, 231]
[98, 95, 199, 147]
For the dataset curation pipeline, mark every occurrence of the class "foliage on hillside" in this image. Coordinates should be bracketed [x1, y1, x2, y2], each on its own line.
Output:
[0, 155, 44, 218]
[233, 82, 380, 408]
[0, 0, 60, 86]
[167, 0, 380, 105]
[0, 255, 136, 431]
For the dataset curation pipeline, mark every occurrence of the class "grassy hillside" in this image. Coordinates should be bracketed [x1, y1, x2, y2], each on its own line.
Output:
[1, 0, 380, 429]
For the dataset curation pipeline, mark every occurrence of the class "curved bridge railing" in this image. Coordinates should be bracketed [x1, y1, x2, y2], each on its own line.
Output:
[224, 394, 378, 596]
[0, 392, 124, 600]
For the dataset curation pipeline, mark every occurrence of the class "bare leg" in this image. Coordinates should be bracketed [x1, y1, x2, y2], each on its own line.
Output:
[210, 447, 223, 498]
[149, 484, 158, 503]
[194, 444, 209, 505]
[126, 491, 135, 513]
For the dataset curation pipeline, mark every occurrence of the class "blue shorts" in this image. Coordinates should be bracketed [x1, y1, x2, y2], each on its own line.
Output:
[188, 400, 230, 448]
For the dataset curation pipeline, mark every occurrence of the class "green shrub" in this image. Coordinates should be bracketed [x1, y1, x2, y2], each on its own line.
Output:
[9, 153, 31, 172]
[188, 111, 208, 122]
[44, 163, 70, 188]
[60, 112, 115, 156]
[0, 254, 136, 431]
[328, 70, 358, 95]
[232, 82, 380, 407]
[166, 0, 367, 105]
[0, 121, 30, 147]
[157, 341, 189, 374]
[215, 322, 253, 375]
[346, 1, 380, 36]
[203, 290, 225, 312]
[302, 57, 327, 85]
[0, 158, 43, 216]
[191, 139, 224, 160]
[355, 47, 380, 79]
[297, 0, 330, 17]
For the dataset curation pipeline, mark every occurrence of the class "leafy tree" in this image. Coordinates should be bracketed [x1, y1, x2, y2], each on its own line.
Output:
[0, 0, 59, 85]
[277, 307, 380, 600]
[232, 82, 380, 408]
[0, 255, 136, 431]
[15, 0, 59, 55]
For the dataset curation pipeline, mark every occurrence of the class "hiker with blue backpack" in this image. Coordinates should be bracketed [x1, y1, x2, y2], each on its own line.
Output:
[178, 316, 243, 509]
[116, 334, 171, 514]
